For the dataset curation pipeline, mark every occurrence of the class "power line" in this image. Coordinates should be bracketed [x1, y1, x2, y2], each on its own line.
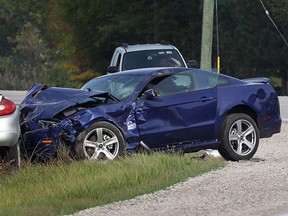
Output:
[259, 0, 288, 49]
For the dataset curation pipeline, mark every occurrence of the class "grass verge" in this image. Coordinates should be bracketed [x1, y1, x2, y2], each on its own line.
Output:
[0, 153, 225, 216]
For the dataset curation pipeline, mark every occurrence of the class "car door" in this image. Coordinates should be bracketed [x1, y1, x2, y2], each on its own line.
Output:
[134, 71, 218, 148]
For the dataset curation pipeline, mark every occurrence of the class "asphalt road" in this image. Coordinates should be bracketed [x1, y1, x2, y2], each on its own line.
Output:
[1, 90, 27, 105]
[2, 90, 287, 121]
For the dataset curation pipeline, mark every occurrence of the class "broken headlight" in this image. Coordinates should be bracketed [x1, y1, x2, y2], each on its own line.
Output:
[38, 120, 59, 129]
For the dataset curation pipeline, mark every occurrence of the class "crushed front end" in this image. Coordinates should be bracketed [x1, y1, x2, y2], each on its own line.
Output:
[19, 84, 120, 158]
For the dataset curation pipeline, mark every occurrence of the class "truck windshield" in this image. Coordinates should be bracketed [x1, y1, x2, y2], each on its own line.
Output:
[122, 49, 186, 71]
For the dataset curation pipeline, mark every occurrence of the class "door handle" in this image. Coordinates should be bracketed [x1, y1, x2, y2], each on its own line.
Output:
[200, 97, 214, 102]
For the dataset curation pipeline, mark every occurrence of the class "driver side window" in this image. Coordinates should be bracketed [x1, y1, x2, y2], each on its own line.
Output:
[143, 74, 194, 97]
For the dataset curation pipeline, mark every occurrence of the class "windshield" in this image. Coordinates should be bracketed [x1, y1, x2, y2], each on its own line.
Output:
[122, 49, 186, 70]
[82, 74, 146, 101]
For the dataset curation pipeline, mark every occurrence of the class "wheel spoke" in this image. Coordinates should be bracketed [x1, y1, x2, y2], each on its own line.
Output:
[84, 140, 98, 148]
[102, 148, 116, 160]
[236, 142, 243, 154]
[242, 125, 255, 138]
[96, 128, 104, 142]
[91, 149, 101, 160]
[103, 136, 118, 147]
[243, 138, 254, 150]
[229, 134, 238, 141]
[236, 121, 243, 134]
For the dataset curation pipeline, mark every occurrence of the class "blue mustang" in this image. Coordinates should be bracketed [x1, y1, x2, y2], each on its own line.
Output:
[19, 67, 281, 161]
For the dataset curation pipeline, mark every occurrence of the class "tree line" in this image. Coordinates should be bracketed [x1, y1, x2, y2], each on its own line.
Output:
[0, 0, 287, 95]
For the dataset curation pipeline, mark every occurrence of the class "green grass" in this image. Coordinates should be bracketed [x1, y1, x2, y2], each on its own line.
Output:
[0, 153, 225, 216]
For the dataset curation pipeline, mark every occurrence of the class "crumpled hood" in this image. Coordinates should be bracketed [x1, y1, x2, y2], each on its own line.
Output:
[20, 84, 117, 121]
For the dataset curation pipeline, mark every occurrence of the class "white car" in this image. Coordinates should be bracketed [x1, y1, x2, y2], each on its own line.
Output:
[0, 94, 20, 170]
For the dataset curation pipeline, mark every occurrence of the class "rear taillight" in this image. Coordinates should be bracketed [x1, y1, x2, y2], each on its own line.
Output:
[0, 98, 16, 116]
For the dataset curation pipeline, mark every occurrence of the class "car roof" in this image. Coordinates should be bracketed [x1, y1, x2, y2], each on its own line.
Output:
[102, 67, 246, 84]
[119, 43, 178, 52]
[104, 67, 190, 77]
[86, 67, 246, 91]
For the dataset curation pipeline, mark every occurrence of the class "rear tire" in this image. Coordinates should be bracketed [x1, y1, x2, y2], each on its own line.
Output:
[8, 140, 21, 170]
[218, 113, 259, 161]
[74, 121, 125, 160]
[1, 141, 21, 171]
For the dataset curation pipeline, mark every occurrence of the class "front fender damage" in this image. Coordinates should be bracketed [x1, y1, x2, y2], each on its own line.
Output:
[20, 85, 143, 157]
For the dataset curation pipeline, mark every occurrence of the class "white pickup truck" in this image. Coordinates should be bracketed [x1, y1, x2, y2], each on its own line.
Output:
[107, 43, 196, 73]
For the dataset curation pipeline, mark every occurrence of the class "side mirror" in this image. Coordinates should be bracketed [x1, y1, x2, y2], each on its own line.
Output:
[187, 60, 198, 68]
[142, 89, 156, 100]
[107, 66, 119, 73]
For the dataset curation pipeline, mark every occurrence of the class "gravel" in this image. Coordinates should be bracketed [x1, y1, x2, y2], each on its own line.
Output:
[70, 123, 288, 216]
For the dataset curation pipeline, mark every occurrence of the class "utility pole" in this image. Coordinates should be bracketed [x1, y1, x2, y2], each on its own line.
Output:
[200, 0, 214, 70]
[201, 0, 221, 158]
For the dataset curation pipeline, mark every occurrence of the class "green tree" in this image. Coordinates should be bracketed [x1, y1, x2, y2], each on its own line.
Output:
[1, 0, 288, 93]
[215, 0, 288, 94]
[0, 0, 74, 89]
[54, 0, 202, 81]
[266, 0, 288, 94]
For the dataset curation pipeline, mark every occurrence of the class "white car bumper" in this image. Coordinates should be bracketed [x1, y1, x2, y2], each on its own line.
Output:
[0, 107, 20, 147]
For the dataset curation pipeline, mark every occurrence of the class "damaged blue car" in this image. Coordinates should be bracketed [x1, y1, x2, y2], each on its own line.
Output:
[19, 67, 281, 161]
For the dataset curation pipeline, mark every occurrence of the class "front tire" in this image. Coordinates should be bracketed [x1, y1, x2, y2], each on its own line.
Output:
[74, 121, 125, 160]
[218, 113, 259, 161]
